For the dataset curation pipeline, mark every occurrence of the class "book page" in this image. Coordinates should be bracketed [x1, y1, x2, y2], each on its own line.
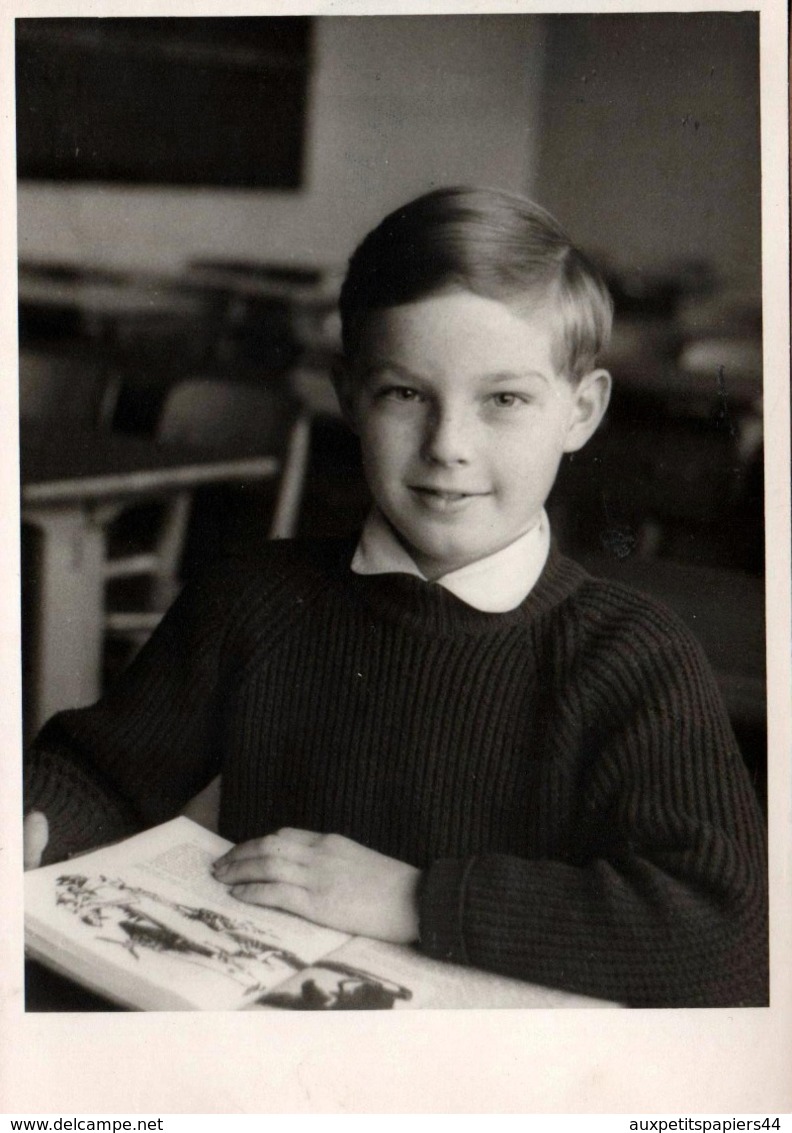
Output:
[25, 817, 350, 1011]
[249, 934, 618, 1011]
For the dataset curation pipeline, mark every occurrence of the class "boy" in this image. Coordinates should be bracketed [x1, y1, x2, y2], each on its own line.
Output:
[24, 187, 768, 1008]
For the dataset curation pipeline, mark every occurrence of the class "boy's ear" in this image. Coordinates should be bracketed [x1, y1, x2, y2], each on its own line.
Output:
[563, 368, 611, 453]
[330, 359, 359, 434]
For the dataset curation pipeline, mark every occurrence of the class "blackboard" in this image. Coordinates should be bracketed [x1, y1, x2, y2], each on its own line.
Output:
[15, 17, 312, 188]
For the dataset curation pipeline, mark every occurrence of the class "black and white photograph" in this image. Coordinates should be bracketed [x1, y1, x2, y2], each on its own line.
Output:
[1, 0, 790, 1116]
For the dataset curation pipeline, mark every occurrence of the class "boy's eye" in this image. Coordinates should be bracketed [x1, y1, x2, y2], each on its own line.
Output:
[378, 385, 422, 402]
[490, 392, 527, 408]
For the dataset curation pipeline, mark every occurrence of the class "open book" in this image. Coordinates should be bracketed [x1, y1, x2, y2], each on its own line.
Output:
[25, 817, 614, 1011]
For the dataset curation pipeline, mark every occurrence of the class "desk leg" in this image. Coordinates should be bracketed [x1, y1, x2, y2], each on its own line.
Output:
[23, 507, 105, 737]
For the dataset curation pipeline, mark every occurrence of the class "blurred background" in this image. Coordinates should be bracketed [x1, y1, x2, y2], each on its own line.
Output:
[16, 13, 765, 803]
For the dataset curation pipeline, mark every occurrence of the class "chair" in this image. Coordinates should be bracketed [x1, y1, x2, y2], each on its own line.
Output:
[101, 377, 311, 651]
[19, 348, 121, 429]
[19, 348, 126, 724]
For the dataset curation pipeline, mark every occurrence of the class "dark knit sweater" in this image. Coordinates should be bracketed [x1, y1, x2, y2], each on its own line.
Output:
[25, 536, 768, 1008]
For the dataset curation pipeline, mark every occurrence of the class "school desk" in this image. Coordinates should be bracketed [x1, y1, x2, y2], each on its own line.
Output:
[20, 422, 281, 737]
[23, 955, 618, 1013]
[18, 268, 202, 344]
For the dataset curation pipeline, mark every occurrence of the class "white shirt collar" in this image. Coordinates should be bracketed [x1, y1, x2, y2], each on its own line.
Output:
[350, 508, 551, 613]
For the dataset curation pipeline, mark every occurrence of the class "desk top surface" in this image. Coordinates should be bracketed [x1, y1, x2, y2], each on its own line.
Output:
[19, 266, 339, 319]
[24, 956, 615, 1013]
[20, 424, 279, 505]
[19, 273, 201, 319]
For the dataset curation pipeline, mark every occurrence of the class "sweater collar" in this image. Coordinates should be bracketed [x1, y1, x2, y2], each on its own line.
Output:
[344, 537, 588, 638]
[350, 508, 551, 613]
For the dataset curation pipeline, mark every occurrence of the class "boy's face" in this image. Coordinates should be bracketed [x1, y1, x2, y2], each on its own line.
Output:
[339, 290, 610, 580]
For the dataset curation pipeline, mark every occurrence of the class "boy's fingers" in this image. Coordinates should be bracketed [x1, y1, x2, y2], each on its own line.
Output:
[215, 855, 308, 888]
[215, 830, 317, 868]
[230, 881, 312, 919]
[276, 827, 323, 846]
[23, 812, 49, 871]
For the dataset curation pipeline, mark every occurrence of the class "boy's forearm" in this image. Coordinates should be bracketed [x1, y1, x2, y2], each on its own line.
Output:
[24, 743, 141, 865]
[417, 835, 768, 1008]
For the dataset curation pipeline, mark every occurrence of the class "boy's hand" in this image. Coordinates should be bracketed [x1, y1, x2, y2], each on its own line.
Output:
[24, 811, 49, 870]
[212, 829, 421, 944]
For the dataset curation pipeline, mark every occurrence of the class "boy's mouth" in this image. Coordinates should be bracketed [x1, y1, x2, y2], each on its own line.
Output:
[409, 486, 487, 509]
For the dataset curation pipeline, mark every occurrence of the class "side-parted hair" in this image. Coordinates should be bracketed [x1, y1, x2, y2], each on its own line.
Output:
[339, 186, 613, 382]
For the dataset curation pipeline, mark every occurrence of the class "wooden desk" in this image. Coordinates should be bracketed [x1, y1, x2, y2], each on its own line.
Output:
[23, 817, 619, 1012]
[183, 265, 342, 359]
[24, 955, 615, 1013]
[602, 316, 763, 407]
[18, 270, 200, 341]
[26, 959, 125, 1012]
[184, 262, 341, 307]
[21, 424, 280, 735]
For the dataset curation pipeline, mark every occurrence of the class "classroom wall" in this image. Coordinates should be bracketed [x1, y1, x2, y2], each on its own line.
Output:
[533, 13, 761, 288]
[16, 15, 546, 274]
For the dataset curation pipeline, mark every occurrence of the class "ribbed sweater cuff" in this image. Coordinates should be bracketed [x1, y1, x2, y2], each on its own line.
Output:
[418, 856, 476, 965]
[24, 746, 140, 865]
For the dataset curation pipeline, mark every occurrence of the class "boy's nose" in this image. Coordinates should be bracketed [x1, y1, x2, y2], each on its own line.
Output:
[421, 405, 473, 465]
